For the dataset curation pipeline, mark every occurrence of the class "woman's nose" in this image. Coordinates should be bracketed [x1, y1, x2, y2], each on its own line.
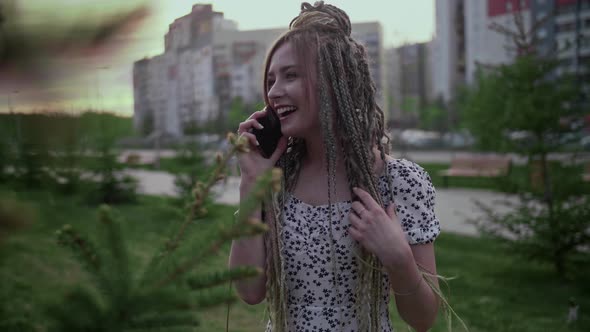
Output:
[267, 80, 284, 100]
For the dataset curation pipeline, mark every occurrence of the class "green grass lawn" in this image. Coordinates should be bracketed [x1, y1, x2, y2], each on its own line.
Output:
[1, 186, 588, 332]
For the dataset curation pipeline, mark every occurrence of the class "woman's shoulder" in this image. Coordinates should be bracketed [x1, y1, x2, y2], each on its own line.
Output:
[382, 156, 431, 183]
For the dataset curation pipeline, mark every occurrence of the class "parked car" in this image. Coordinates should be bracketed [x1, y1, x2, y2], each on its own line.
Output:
[399, 129, 442, 148]
[442, 130, 474, 149]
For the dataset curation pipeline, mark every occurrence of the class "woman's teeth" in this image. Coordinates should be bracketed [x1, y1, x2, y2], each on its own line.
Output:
[277, 106, 297, 117]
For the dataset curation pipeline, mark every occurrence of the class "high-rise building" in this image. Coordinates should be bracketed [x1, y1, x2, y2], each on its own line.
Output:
[212, 28, 285, 120]
[386, 47, 401, 123]
[352, 22, 387, 112]
[465, 0, 532, 84]
[532, 0, 590, 82]
[431, 0, 466, 103]
[133, 4, 233, 136]
[386, 42, 433, 125]
[431, 0, 539, 102]
[133, 5, 387, 137]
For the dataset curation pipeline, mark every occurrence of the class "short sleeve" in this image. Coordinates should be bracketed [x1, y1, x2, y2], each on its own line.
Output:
[385, 159, 441, 245]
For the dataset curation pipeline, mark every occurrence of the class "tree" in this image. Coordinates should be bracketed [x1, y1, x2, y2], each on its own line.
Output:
[47, 134, 280, 331]
[13, 114, 52, 188]
[461, 54, 589, 275]
[173, 141, 209, 204]
[223, 97, 264, 134]
[85, 114, 138, 205]
[459, 5, 590, 275]
[419, 98, 448, 133]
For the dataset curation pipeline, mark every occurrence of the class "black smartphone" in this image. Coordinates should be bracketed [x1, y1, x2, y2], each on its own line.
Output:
[249, 107, 282, 158]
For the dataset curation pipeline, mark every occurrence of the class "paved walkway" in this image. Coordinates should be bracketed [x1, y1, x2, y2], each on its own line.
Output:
[121, 149, 590, 166]
[126, 170, 517, 237]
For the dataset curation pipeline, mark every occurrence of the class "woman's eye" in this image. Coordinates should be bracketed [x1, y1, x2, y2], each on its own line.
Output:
[267, 79, 275, 87]
[286, 72, 297, 79]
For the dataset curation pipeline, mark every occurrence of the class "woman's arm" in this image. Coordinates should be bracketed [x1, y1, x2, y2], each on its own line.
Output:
[228, 183, 267, 305]
[348, 185, 440, 331]
[227, 110, 287, 305]
[384, 243, 439, 332]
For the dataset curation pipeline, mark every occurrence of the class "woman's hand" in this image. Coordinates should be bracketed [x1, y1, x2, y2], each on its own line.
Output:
[237, 109, 287, 192]
[348, 187, 412, 268]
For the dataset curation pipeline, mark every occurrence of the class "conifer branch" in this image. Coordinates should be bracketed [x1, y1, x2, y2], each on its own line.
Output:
[55, 224, 101, 271]
[141, 134, 251, 282]
[192, 288, 237, 309]
[49, 132, 281, 331]
[187, 266, 262, 290]
[153, 165, 281, 289]
[97, 205, 133, 310]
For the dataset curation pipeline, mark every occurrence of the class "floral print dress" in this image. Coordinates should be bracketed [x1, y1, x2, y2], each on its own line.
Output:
[265, 158, 440, 332]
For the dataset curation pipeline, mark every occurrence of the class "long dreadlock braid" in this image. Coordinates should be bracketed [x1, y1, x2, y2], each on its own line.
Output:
[262, 2, 393, 331]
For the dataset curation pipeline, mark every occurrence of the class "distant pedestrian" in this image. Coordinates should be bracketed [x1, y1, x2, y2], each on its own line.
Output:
[229, 2, 442, 331]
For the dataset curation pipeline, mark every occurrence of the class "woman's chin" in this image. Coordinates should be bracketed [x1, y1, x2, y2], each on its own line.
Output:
[279, 124, 297, 138]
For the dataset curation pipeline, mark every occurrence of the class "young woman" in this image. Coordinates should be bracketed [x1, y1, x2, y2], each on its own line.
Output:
[229, 2, 441, 331]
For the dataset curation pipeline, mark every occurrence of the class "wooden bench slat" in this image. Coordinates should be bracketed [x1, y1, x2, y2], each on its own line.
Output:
[439, 154, 512, 186]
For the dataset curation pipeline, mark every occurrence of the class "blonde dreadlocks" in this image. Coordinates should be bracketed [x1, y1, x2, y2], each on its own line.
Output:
[262, 2, 394, 331]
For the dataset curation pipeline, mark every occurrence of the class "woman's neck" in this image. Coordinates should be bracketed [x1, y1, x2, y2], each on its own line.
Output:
[302, 133, 387, 177]
[301, 132, 345, 173]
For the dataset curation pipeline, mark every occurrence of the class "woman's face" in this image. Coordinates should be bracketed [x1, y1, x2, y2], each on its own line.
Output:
[266, 42, 319, 138]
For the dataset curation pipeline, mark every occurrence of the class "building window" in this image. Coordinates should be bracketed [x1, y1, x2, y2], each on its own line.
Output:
[556, 22, 575, 33]
[556, 3, 576, 14]
[537, 11, 546, 21]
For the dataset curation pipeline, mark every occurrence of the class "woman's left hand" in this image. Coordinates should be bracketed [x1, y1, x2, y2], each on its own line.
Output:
[348, 187, 412, 268]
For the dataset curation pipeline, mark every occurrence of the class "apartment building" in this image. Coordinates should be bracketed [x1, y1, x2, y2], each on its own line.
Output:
[533, 0, 590, 81]
[133, 5, 387, 137]
[387, 42, 433, 125]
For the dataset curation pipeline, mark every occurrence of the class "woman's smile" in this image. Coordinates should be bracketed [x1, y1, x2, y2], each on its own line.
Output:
[276, 105, 298, 120]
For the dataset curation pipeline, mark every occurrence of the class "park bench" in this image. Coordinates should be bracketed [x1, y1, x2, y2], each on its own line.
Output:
[439, 154, 512, 187]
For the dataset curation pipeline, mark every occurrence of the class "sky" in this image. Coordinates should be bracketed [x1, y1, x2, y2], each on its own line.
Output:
[1, 0, 435, 116]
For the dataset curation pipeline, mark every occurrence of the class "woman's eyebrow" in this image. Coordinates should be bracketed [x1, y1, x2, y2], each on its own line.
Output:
[279, 65, 298, 72]
[268, 64, 298, 76]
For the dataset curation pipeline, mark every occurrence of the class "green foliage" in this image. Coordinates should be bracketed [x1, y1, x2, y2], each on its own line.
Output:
[0, 198, 33, 244]
[419, 100, 448, 132]
[460, 56, 582, 153]
[0, 120, 10, 182]
[401, 96, 419, 116]
[86, 146, 138, 205]
[175, 97, 265, 136]
[471, 193, 590, 276]
[2, 187, 590, 331]
[44, 135, 274, 331]
[179, 98, 265, 135]
[86, 115, 138, 205]
[227, 97, 255, 131]
[458, 55, 589, 275]
[172, 142, 208, 203]
[0, 112, 134, 194]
